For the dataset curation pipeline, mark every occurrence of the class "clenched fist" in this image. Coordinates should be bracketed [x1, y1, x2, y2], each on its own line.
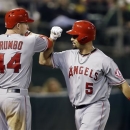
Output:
[50, 26, 63, 40]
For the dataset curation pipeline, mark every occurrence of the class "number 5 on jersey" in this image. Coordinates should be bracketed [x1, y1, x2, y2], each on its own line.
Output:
[86, 82, 93, 94]
[0, 53, 21, 73]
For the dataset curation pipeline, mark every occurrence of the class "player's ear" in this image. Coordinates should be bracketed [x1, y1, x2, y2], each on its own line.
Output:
[16, 23, 20, 29]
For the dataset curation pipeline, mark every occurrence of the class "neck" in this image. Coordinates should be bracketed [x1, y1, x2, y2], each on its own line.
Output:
[5, 29, 17, 35]
[79, 42, 95, 55]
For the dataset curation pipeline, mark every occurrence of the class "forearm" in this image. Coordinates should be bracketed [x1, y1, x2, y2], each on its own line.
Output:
[43, 38, 54, 59]
[39, 26, 62, 66]
[39, 52, 47, 65]
[39, 39, 54, 65]
[39, 52, 52, 66]
[118, 81, 130, 100]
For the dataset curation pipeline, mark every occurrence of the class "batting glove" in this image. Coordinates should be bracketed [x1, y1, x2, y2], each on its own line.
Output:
[50, 26, 63, 40]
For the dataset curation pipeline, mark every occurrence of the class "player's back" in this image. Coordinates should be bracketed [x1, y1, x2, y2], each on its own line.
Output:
[0, 34, 41, 89]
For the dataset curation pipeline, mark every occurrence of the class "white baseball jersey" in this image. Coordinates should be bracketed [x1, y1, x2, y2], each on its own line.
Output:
[52, 48, 125, 106]
[0, 34, 49, 89]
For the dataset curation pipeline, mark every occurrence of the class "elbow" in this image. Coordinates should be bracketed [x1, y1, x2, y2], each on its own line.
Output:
[39, 60, 46, 65]
[123, 94, 130, 101]
[124, 95, 130, 101]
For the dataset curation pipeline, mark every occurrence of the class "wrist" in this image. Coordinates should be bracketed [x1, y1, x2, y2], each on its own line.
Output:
[50, 33, 57, 40]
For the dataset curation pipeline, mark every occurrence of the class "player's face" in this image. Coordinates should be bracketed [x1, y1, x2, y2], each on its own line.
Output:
[71, 35, 80, 49]
[19, 23, 29, 35]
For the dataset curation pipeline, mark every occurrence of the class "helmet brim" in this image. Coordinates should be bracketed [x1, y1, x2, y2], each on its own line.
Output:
[27, 18, 34, 23]
[66, 30, 78, 35]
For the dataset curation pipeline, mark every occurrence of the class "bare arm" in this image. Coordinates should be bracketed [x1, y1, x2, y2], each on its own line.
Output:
[117, 81, 130, 100]
[39, 38, 54, 67]
[39, 26, 62, 67]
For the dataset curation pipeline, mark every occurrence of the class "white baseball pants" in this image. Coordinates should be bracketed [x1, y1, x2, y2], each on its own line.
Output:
[0, 89, 31, 130]
[75, 100, 110, 130]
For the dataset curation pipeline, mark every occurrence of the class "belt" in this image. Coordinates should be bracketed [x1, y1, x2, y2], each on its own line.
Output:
[7, 89, 20, 93]
[74, 105, 87, 109]
[0, 88, 28, 96]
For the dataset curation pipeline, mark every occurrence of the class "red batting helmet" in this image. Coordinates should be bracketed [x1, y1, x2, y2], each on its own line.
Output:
[66, 20, 96, 44]
[5, 8, 34, 29]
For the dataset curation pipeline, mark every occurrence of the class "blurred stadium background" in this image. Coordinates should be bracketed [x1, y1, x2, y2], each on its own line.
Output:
[1, 0, 130, 129]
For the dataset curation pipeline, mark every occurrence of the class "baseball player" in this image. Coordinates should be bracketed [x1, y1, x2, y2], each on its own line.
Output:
[0, 8, 62, 130]
[39, 20, 130, 130]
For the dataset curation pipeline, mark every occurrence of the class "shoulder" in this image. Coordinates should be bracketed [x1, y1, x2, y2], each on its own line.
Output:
[94, 49, 114, 65]
[53, 49, 78, 55]
[25, 33, 48, 42]
[95, 49, 111, 59]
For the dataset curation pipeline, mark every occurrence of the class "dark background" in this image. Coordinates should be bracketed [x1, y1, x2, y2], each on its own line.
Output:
[1, 0, 130, 129]
[30, 91, 130, 130]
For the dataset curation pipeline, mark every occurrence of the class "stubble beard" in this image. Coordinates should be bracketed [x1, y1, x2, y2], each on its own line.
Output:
[72, 44, 78, 49]
[73, 46, 78, 49]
